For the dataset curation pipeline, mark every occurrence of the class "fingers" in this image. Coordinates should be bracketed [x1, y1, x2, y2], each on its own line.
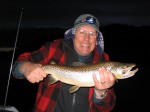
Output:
[93, 67, 115, 90]
[99, 67, 106, 83]
[26, 72, 43, 83]
[100, 67, 115, 83]
[25, 64, 47, 83]
[93, 73, 99, 84]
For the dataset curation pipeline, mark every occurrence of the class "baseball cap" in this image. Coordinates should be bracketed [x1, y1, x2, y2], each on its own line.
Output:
[74, 14, 100, 32]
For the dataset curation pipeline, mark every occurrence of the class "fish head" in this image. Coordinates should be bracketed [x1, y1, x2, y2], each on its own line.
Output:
[106, 62, 138, 79]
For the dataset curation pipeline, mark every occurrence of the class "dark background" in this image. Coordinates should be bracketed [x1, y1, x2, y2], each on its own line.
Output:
[0, 0, 150, 28]
[0, 25, 150, 112]
[0, 0, 150, 111]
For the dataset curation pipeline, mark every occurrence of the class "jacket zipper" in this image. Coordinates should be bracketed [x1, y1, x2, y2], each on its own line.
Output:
[72, 93, 76, 112]
[88, 102, 92, 112]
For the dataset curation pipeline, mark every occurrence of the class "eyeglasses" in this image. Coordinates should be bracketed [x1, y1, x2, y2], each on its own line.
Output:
[76, 29, 97, 39]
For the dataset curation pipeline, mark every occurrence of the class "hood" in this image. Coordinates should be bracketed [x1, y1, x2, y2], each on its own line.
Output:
[64, 28, 104, 54]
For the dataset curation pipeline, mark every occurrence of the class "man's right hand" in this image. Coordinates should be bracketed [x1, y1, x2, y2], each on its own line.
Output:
[19, 62, 47, 83]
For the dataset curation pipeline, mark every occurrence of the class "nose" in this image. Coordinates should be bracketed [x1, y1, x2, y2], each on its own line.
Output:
[84, 33, 90, 40]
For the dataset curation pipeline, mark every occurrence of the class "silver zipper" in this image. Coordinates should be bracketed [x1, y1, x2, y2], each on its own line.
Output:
[72, 93, 76, 111]
[88, 102, 92, 112]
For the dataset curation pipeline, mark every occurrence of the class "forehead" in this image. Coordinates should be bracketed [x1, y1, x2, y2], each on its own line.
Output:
[77, 25, 96, 31]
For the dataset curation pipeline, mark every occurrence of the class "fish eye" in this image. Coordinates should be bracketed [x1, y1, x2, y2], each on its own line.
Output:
[122, 71, 126, 74]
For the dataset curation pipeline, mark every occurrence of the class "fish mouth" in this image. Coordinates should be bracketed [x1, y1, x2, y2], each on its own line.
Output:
[122, 64, 138, 79]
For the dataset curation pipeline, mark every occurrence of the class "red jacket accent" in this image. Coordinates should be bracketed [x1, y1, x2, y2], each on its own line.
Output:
[17, 39, 116, 112]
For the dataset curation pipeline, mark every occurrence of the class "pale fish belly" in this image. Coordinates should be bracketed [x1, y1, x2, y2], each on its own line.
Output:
[51, 68, 100, 87]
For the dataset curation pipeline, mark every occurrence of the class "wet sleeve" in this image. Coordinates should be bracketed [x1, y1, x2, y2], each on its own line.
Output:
[12, 61, 26, 79]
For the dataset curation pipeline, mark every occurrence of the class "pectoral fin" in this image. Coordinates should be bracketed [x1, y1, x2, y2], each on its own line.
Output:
[47, 75, 58, 84]
[71, 62, 86, 67]
[50, 61, 56, 65]
[69, 85, 80, 93]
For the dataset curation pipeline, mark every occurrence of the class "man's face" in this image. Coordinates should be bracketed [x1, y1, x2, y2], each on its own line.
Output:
[73, 25, 97, 56]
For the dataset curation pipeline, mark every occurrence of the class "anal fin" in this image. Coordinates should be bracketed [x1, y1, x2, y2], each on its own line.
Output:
[69, 85, 80, 93]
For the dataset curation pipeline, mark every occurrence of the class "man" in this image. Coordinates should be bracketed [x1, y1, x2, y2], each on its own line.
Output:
[12, 14, 116, 112]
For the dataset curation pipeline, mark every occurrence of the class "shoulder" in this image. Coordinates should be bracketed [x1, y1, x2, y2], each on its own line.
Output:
[103, 52, 109, 61]
[44, 38, 63, 48]
[93, 46, 110, 61]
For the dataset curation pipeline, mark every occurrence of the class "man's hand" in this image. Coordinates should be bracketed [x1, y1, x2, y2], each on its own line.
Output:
[20, 62, 47, 83]
[93, 67, 115, 98]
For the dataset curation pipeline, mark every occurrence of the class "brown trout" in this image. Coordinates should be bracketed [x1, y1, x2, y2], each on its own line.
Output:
[42, 61, 138, 93]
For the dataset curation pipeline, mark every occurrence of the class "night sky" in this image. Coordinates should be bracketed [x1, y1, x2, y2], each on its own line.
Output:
[0, 0, 150, 28]
[0, 1, 150, 112]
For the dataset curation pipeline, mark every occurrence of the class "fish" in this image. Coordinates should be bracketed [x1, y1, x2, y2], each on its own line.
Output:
[42, 61, 138, 93]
